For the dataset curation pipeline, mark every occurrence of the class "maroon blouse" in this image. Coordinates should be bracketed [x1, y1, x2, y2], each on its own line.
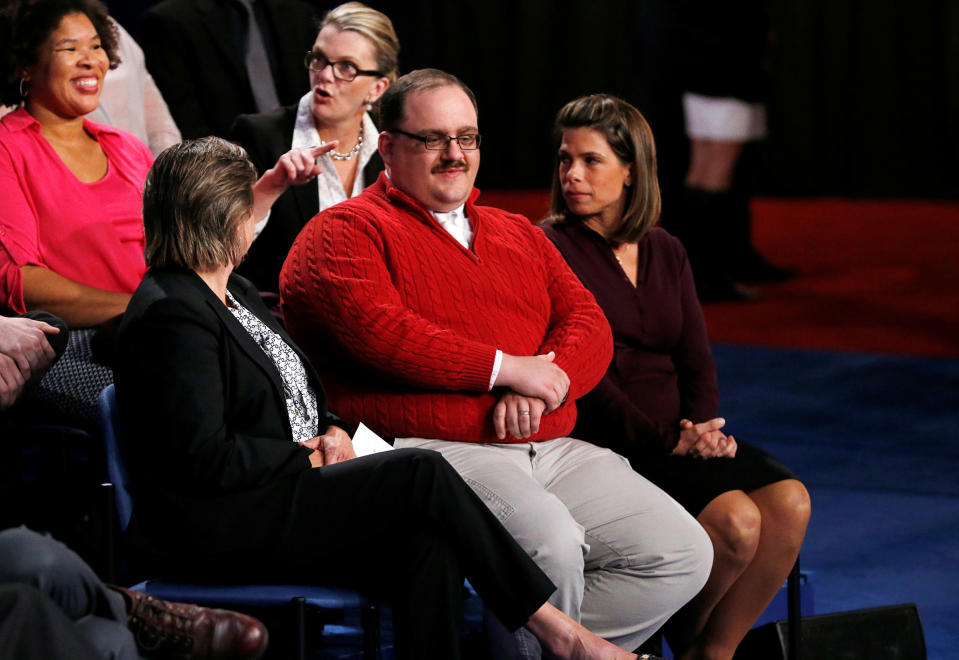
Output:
[543, 222, 720, 456]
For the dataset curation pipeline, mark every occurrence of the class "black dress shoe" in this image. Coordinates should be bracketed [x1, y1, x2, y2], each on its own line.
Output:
[114, 587, 268, 659]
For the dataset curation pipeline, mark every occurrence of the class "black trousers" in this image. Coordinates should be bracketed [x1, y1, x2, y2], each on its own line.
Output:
[183, 449, 556, 660]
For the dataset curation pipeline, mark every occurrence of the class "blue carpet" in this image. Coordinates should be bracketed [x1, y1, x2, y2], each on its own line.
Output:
[712, 344, 959, 660]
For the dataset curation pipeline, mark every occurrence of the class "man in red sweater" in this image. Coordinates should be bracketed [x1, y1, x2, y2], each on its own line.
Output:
[281, 69, 712, 654]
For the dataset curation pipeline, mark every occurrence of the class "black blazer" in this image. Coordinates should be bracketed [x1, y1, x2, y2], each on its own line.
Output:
[230, 105, 385, 292]
[139, 0, 317, 140]
[114, 266, 342, 567]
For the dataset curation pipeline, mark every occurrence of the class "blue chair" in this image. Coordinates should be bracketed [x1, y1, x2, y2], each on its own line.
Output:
[97, 384, 381, 660]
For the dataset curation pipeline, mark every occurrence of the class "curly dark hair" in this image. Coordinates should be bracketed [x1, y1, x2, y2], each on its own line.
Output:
[0, 0, 119, 107]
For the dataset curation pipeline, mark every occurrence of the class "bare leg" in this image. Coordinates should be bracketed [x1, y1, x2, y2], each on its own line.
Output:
[526, 602, 637, 660]
[679, 479, 811, 660]
[666, 490, 761, 655]
[685, 139, 744, 193]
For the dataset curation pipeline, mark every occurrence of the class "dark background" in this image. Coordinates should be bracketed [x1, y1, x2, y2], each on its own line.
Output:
[109, 0, 959, 199]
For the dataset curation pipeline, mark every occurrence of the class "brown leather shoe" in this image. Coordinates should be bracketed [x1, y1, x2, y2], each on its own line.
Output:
[113, 587, 268, 659]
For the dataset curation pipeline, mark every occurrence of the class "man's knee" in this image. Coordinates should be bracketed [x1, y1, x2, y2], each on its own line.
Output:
[497, 494, 587, 586]
[0, 527, 67, 586]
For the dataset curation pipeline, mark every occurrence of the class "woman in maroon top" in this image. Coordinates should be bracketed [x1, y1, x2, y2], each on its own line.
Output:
[541, 94, 810, 660]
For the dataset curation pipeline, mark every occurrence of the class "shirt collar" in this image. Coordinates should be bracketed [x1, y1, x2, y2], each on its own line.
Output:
[430, 204, 468, 223]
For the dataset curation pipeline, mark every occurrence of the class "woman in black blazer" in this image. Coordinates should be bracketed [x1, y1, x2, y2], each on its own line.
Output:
[114, 137, 641, 660]
[230, 2, 394, 294]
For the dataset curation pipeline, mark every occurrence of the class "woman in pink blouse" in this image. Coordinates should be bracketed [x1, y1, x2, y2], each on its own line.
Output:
[0, 0, 332, 328]
[0, 0, 150, 326]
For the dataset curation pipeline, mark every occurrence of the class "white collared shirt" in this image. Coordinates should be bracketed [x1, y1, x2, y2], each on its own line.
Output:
[255, 92, 380, 239]
[429, 204, 472, 250]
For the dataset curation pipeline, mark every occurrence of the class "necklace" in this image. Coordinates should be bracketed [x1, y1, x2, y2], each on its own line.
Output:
[612, 242, 631, 264]
[324, 125, 364, 161]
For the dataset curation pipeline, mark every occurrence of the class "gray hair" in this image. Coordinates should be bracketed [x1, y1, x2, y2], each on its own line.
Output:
[143, 137, 257, 271]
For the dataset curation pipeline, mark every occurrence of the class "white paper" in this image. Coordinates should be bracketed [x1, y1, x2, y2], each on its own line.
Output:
[352, 423, 394, 457]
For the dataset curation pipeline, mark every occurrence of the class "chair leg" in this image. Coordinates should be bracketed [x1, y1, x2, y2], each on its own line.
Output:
[361, 602, 380, 660]
[100, 483, 116, 584]
[786, 556, 802, 660]
[293, 597, 307, 660]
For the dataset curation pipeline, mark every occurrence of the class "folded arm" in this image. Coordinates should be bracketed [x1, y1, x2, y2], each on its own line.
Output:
[532, 228, 613, 400]
[283, 211, 499, 392]
[21, 265, 130, 328]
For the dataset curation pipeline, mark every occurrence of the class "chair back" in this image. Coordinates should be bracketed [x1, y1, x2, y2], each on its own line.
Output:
[97, 384, 133, 530]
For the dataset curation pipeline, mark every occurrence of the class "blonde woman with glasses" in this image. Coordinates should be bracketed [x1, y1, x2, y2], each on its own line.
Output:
[230, 2, 399, 295]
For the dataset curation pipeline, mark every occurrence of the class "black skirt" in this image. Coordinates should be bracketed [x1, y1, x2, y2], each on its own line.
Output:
[632, 440, 797, 517]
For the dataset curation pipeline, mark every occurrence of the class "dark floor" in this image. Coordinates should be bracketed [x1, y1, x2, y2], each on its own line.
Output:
[713, 343, 959, 660]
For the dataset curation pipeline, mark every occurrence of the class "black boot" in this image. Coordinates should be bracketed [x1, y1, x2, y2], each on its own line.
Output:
[678, 187, 757, 303]
[723, 180, 798, 283]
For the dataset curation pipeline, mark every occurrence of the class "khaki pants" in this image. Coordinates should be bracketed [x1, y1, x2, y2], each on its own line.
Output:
[394, 437, 713, 650]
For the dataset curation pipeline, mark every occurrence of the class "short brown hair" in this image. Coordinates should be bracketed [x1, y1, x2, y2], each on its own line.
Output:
[143, 137, 257, 271]
[378, 68, 477, 131]
[0, 0, 120, 107]
[320, 2, 400, 83]
[544, 94, 661, 245]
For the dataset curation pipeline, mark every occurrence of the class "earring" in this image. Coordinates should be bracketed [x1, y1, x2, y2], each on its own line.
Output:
[19, 78, 28, 99]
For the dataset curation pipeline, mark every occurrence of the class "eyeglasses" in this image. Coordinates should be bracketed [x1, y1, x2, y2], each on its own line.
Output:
[390, 129, 482, 151]
[303, 52, 382, 82]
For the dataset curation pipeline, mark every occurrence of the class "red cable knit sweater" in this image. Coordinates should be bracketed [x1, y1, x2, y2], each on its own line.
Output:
[280, 173, 613, 443]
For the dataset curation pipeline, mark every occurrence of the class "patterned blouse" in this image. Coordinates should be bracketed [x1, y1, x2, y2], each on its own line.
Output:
[226, 291, 318, 443]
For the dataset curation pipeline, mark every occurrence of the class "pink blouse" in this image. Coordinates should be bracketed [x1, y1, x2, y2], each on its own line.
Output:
[0, 108, 153, 313]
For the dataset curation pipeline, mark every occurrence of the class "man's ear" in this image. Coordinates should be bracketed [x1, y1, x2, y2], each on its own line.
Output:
[378, 130, 394, 168]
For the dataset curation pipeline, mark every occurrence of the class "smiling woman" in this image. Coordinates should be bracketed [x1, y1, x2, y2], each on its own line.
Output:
[0, 0, 149, 327]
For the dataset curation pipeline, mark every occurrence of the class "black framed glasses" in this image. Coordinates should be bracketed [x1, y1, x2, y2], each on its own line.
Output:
[390, 129, 482, 151]
[303, 52, 382, 82]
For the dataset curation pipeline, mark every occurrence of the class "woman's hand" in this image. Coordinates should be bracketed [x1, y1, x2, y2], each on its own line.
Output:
[259, 143, 338, 192]
[690, 429, 737, 459]
[672, 417, 736, 458]
[251, 143, 340, 222]
[303, 425, 356, 467]
[492, 392, 548, 440]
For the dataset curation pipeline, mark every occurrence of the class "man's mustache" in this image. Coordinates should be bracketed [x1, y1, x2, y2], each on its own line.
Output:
[432, 160, 469, 174]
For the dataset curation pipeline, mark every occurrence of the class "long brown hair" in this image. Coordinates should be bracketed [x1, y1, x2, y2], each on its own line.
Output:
[543, 94, 661, 245]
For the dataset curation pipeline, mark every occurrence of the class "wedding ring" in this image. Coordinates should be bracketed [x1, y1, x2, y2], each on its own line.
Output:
[519, 411, 531, 416]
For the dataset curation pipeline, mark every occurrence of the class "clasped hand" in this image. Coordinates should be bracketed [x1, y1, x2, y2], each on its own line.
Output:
[304, 425, 356, 467]
[491, 351, 570, 440]
[672, 417, 737, 459]
[495, 351, 569, 412]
